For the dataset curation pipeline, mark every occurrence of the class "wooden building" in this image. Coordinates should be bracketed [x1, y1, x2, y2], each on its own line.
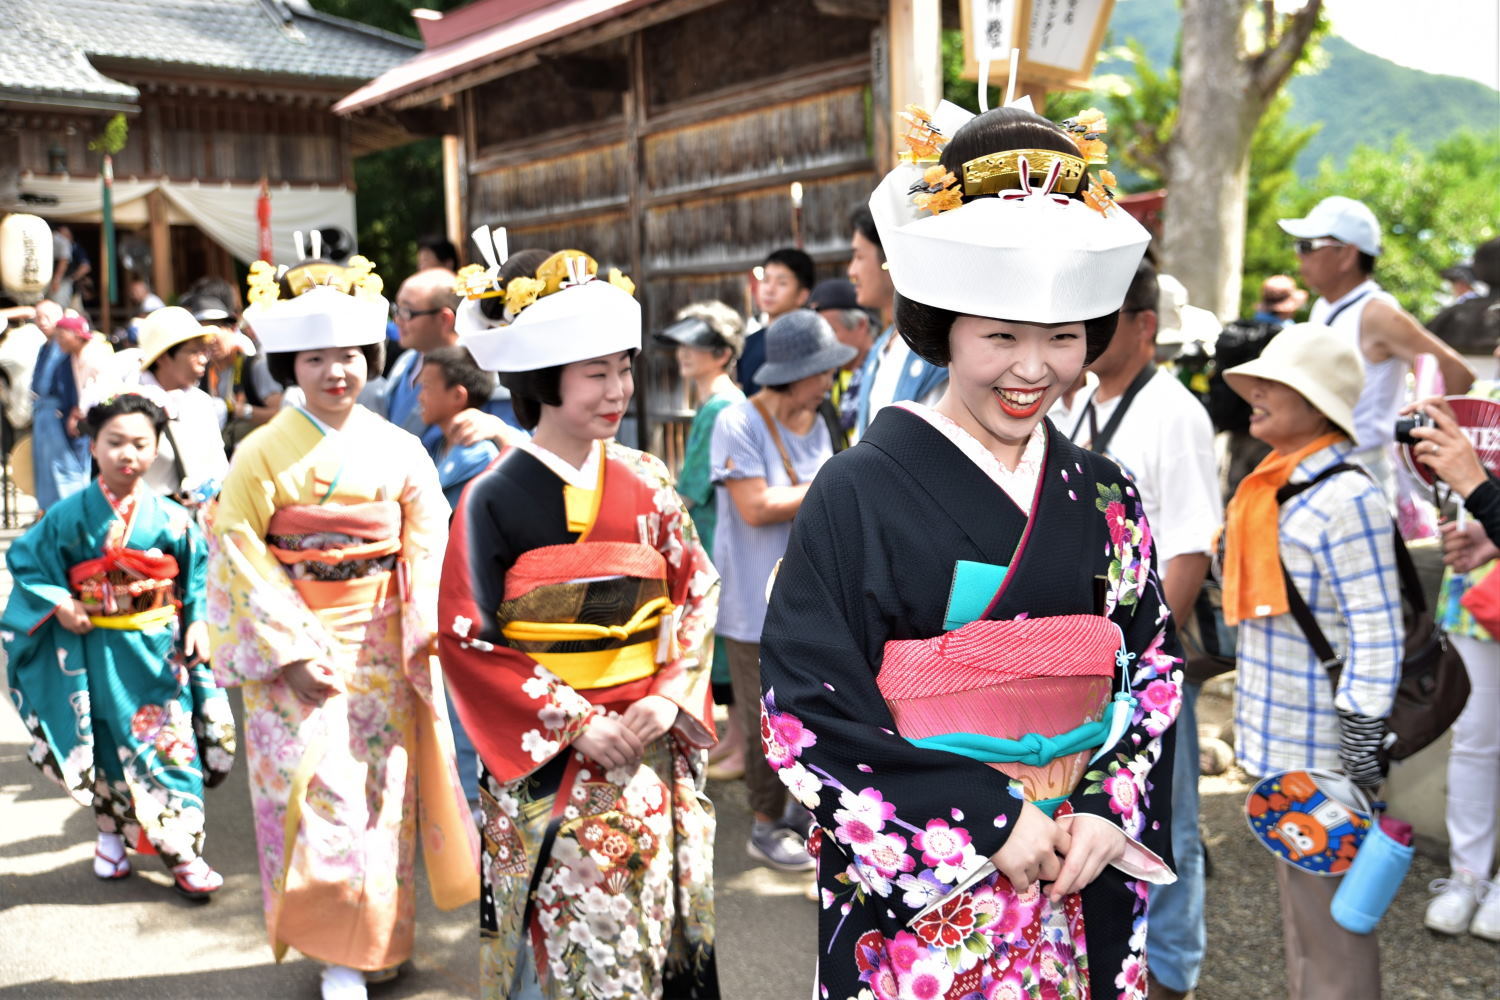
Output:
[337, 0, 941, 452]
[1, 0, 418, 320]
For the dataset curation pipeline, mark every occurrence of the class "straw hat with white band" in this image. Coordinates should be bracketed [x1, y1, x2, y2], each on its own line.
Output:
[1221, 323, 1364, 444]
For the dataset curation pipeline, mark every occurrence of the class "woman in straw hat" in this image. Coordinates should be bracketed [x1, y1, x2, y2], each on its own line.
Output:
[758, 102, 1182, 999]
[206, 256, 477, 1000]
[439, 247, 719, 998]
[1219, 323, 1401, 998]
[135, 306, 230, 510]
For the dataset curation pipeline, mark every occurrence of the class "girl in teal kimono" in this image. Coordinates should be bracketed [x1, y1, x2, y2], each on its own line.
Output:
[3, 392, 235, 900]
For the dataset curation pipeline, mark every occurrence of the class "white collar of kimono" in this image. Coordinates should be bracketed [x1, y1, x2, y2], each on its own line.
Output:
[294, 405, 339, 437]
[894, 401, 1045, 515]
[518, 437, 602, 490]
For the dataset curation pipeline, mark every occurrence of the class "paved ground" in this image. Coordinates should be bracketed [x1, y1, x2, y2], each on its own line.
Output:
[0, 521, 1495, 998]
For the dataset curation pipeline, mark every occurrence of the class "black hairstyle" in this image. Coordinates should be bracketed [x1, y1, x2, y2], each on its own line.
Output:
[1472, 237, 1500, 287]
[418, 235, 460, 271]
[762, 248, 816, 292]
[478, 248, 552, 323]
[84, 392, 169, 439]
[850, 203, 884, 259]
[422, 344, 497, 409]
[1122, 259, 1160, 315]
[1357, 251, 1377, 277]
[182, 275, 240, 317]
[266, 341, 386, 389]
[893, 106, 1123, 366]
[500, 348, 639, 432]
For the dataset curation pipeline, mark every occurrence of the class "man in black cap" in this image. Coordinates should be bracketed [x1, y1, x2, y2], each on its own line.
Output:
[180, 278, 282, 448]
[807, 277, 878, 445]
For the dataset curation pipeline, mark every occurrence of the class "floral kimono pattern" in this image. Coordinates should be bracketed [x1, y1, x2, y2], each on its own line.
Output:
[439, 439, 720, 999]
[2, 483, 233, 866]
[760, 408, 1182, 1000]
[206, 406, 477, 971]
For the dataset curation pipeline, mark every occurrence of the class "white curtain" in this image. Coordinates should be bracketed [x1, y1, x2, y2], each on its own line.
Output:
[12, 174, 357, 266]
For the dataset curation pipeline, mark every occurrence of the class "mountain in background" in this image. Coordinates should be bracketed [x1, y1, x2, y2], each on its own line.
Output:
[1100, 0, 1500, 176]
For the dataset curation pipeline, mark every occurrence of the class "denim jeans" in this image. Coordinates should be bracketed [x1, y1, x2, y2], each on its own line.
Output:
[1146, 681, 1205, 992]
[446, 691, 480, 806]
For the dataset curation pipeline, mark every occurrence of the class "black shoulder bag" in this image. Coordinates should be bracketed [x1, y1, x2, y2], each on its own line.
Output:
[1277, 462, 1470, 762]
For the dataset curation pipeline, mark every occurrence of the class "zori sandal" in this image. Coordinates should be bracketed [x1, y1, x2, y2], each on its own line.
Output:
[170, 858, 224, 901]
[93, 835, 131, 880]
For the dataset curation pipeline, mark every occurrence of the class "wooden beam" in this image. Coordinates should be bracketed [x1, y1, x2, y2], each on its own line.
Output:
[640, 61, 869, 133]
[147, 187, 172, 302]
[469, 122, 628, 175]
[442, 133, 464, 258]
[885, 0, 942, 162]
[644, 156, 874, 208]
[814, 0, 885, 19]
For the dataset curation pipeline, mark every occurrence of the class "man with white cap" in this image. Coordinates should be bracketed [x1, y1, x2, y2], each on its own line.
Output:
[1279, 196, 1473, 498]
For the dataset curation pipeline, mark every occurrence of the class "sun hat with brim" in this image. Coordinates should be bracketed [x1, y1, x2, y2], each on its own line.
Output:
[751, 309, 857, 387]
[180, 292, 235, 324]
[1278, 196, 1382, 257]
[138, 306, 214, 369]
[1221, 322, 1364, 444]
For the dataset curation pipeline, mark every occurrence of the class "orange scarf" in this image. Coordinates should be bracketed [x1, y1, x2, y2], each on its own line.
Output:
[1221, 432, 1344, 626]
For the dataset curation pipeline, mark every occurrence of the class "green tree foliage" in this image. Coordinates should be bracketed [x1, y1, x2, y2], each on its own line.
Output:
[1278, 130, 1500, 319]
[309, 0, 466, 280]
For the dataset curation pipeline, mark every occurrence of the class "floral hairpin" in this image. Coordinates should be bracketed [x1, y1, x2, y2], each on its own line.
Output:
[497, 251, 638, 323]
[246, 260, 280, 307]
[909, 165, 963, 216]
[899, 105, 946, 164]
[1059, 109, 1119, 216]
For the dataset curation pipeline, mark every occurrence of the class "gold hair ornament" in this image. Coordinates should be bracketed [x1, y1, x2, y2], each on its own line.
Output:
[961, 149, 1087, 197]
[909, 165, 963, 216]
[492, 251, 638, 324]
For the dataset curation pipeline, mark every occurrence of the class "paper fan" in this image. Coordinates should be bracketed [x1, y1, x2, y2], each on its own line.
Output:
[1245, 769, 1372, 875]
[1400, 396, 1500, 487]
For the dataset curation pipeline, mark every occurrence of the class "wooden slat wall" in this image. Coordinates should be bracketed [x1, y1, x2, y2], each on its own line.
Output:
[461, 0, 881, 458]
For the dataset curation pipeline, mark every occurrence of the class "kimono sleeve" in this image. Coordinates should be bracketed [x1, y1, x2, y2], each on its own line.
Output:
[394, 430, 450, 705]
[1070, 470, 1182, 871]
[760, 469, 1025, 925]
[437, 469, 599, 785]
[630, 450, 720, 746]
[166, 500, 208, 627]
[0, 509, 77, 640]
[205, 437, 332, 686]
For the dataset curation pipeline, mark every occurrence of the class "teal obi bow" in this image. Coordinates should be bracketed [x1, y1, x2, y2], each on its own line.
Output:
[907, 690, 1139, 768]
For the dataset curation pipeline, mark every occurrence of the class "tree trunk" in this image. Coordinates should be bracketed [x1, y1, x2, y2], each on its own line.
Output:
[1162, 0, 1259, 321]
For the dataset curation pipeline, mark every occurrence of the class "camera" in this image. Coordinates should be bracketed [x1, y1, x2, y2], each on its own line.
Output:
[1394, 412, 1432, 444]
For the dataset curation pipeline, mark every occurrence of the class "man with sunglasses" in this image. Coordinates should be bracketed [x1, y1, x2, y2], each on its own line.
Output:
[1279, 197, 1474, 500]
[367, 267, 522, 448]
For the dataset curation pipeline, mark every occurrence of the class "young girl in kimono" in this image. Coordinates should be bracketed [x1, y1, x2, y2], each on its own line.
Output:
[759, 104, 1184, 1000]
[439, 248, 720, 999]
[207, 256, 477, 1000]
[3, 391, 234, 899]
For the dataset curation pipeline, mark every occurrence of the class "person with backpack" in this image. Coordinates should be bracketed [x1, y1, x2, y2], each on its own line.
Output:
[1219, 323, 1402, 999]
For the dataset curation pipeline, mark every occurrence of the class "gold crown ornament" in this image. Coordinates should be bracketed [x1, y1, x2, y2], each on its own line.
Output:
[960, 149, 1088, 197]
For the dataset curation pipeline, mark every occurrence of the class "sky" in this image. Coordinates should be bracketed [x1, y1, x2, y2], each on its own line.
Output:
[1319, 0, 1500, 91]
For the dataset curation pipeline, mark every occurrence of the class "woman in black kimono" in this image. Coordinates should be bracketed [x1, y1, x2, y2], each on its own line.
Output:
[759, 103, 1184, 1000]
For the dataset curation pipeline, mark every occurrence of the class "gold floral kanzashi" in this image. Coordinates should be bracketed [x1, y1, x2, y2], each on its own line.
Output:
[899, 105, 946, 164]
[503, 277, 545, 316]
[246, 260, 280, 308]
[910, 165, 963, 216]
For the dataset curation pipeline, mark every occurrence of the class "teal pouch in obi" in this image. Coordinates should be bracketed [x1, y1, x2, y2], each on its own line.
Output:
[944, 560, 1008, 631]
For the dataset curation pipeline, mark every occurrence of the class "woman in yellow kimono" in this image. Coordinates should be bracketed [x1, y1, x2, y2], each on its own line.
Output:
[207, 257, 478, 1000]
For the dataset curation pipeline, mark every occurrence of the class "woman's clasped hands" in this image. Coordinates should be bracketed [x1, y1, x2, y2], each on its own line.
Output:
[573, 695, 682, 771]
[990, 800, 1128, 902]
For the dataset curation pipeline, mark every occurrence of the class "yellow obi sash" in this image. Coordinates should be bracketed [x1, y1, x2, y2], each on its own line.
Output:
[89, 605, 178, 631]
[499, 542, 675, 691]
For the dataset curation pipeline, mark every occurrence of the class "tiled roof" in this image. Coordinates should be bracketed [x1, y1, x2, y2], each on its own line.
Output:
[2, 0, 419, 108]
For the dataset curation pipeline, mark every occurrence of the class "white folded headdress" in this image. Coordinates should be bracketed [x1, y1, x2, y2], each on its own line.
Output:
[242, 249, 388, 354]
[458, 246, 641, 373]
[871, 100, 1151, 324]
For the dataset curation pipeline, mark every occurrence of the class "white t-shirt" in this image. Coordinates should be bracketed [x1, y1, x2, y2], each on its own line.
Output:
[1064, 369, 1221, 565]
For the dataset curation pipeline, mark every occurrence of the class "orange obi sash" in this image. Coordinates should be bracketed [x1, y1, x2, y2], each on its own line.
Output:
[266, 501, 405, 610]
[499, 541, 677, 691]
[69, 546, 179, 624]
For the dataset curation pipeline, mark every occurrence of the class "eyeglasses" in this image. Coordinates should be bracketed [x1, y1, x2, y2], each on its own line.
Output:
[1294, 237, 1345, 255]
[391, 304, 442, 322]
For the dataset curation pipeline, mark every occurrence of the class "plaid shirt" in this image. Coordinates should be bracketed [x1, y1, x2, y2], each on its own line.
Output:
[1234, 441, 1403, 778]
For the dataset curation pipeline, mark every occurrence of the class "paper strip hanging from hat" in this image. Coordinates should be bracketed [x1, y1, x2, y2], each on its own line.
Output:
[460, 250, 641, 373]
[242, 244, 388, 354]
[871, 98, 1151, 325]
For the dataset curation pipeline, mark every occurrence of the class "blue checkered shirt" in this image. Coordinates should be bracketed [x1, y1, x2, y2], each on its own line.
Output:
[1234, 442, 1403, 778]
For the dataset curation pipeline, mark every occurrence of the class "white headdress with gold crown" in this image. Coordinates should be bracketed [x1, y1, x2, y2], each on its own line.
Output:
[242, 234, 388, 354]
[871, 97, 1150, 323]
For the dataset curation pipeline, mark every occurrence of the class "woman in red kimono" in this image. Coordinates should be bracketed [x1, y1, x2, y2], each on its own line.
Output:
[439, 248, 720, 998]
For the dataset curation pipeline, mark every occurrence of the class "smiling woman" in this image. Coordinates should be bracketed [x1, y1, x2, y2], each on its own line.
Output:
[759, 99, 1185, 1000]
